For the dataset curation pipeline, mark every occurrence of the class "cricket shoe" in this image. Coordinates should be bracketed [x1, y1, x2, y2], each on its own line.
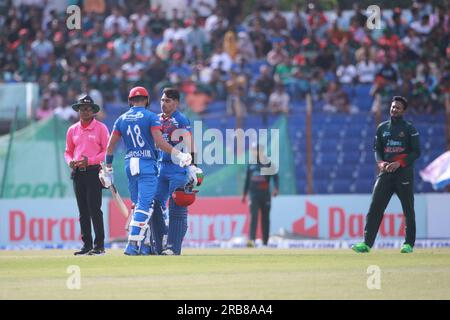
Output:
[124, 241, 140, 256]
[88, 248, 105, 256]
[139, 243, 152, 256]
[400, 244, 413, 253]
[74, 246, 92, 256]
[161, 248, 175, 255]
[351, 242, 371, 253]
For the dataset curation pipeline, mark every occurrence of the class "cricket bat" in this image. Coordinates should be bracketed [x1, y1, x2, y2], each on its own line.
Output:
[110, 184, 133, 232]
[101, 163, 132, 231]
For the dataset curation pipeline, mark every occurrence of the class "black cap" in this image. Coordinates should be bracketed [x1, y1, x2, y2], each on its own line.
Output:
[71, 95, 100, 113]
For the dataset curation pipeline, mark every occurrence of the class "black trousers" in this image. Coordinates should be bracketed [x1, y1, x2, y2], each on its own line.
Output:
[249, 192, 271, 245]
[72, 168, 105, 249]
[364, 168, 416, 248]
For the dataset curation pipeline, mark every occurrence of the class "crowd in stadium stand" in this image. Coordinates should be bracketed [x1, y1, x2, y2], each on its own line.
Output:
[0, 0, 449, 123]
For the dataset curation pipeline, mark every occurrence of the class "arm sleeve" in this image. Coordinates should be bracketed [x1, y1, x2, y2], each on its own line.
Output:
[404, 124, 421, 167]
[373, 125, 384, 162]
[64, 127, 74, 166]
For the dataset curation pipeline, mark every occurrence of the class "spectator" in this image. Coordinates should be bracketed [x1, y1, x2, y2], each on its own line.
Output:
[148, 6, 169, 40]
[186, 20, 208, 56]
[402, 27, 422, 59]
[121, 55, 144, 83]
[410, 14, 434, 37]
[191, 0, 217, 24]
[355, 38, 377, 63]
[54, 101, 79, 123]
[148, 54, 169, 90]
[268, 6, 288, 35]
[17, 55, 39, 82]
[237, 32, 256, 62]
[249, 20, 271, 58]
[220, 0, 243, 26]
[208, 68, 227, 100]
[113, 31, 133, 59]
[98, 68, 119, 103]
[104, 6, 128, 33]
[290, 13, 307, 49]
[376, 55, 399, 84]
[308, 69, 328, 101]
[315, 45, 336, 71]
[357, 53, 377, 84]
[378, 29, 402, 60]
[410, 79, 433, 113]
[226, 69, 247, 117]
[267, 41, 288, 67]
[163, 20, 187, 44]
[307, 3, 328, 37]
[31, 30, 54, 63]
[255, 65, 275, 98]
[245, 7, 267, 29]
[248, 84, 269, 118]
[268, 83, 289, 114]
[133, 35, 153, 61]
[223, 30, 238, 61]
[274, 56, 294, 85]
[210, 45, 233, 73]
[336, 57, 357, 84]
[47, 82, 64, 109]
[323, 81, 356, 113]
[168, 52, 193, 81]
[204, 8, 229, 38]
[129, 7, 150, 33]
[389, 8, 408, 38]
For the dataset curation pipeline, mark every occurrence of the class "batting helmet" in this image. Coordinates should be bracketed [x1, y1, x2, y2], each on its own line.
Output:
[128, 86, 149, 107]
[172, 184, 199, 207]
[128, 86, 149, 99]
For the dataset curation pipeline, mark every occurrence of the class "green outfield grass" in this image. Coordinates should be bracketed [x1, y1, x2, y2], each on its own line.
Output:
[1, 248, 450, 300]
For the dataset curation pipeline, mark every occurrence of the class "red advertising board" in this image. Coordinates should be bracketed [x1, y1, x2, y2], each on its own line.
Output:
[109, 197, 252, 241]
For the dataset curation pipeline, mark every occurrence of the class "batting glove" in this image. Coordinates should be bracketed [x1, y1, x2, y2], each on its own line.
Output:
[99, 167, 114, 188]
[188, 165, 204, 186]
[175, 152, 192, 167]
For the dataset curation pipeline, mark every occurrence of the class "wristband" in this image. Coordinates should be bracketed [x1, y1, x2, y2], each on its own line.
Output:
[105, 154, 114, 165]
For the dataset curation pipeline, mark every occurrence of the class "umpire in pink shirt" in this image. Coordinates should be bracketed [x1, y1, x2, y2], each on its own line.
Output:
[64, 95, 110, 256]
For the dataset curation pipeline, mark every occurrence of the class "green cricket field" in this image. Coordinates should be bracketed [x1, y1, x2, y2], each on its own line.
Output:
[1, 248, 450, 300]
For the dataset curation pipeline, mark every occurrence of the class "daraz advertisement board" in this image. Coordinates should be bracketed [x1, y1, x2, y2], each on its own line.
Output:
[0, 199, 109, 247]
[270, 195, 428, 240]
[1, 194, 447, 247]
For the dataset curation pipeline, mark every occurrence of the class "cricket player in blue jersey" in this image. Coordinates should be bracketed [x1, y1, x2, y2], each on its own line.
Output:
[100, 86, 192, 255]
[148, 88, 203, 255]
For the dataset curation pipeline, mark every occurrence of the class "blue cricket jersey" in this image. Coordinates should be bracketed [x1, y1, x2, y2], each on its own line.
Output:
[159, 110, 191, 163]
[112, 106, 161, 160]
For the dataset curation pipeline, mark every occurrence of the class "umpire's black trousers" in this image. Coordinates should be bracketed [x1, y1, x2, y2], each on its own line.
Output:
[364, 167, 416, 248]
[72, 165, 105, 250]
